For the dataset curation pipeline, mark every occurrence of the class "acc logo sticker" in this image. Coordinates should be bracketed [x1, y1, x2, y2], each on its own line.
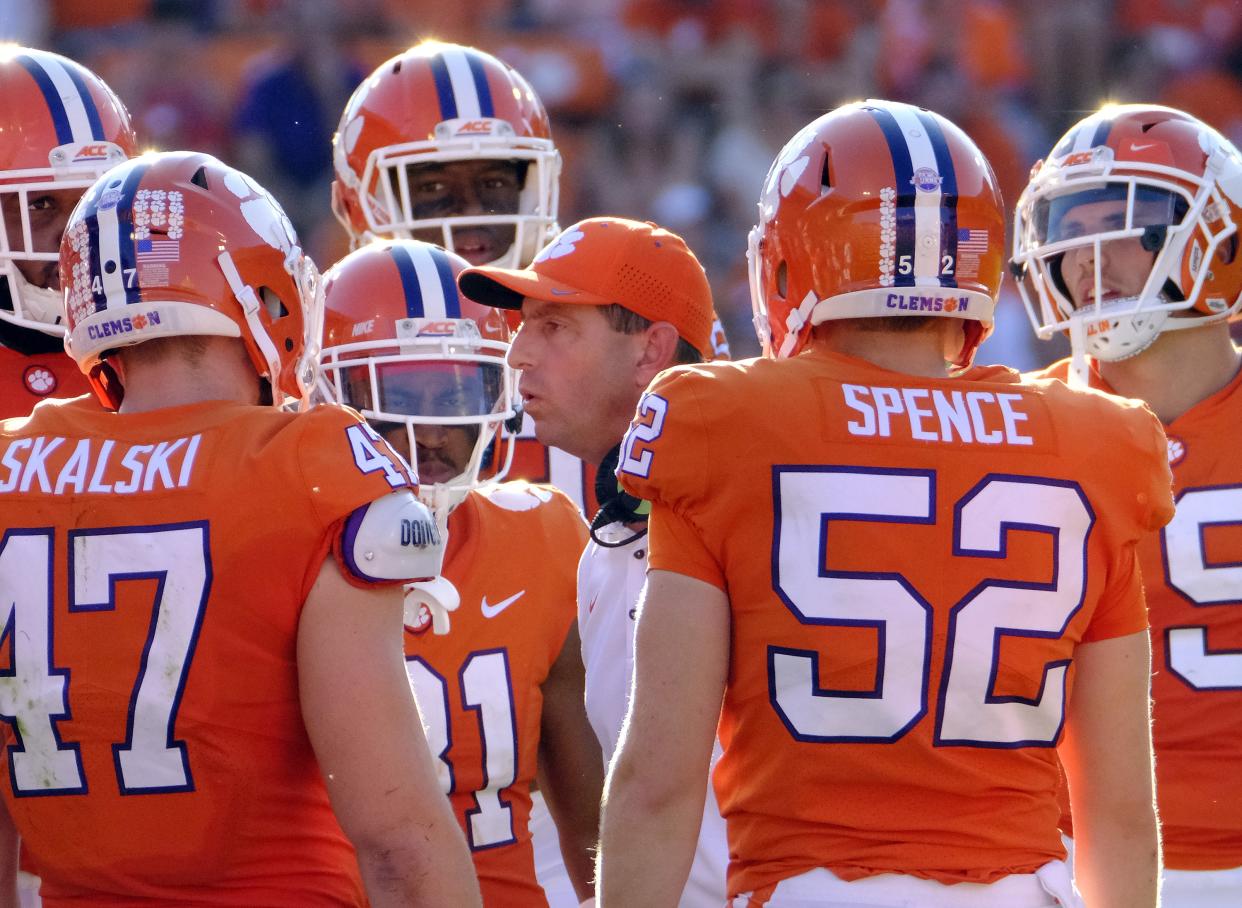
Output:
[455, 119, 494, 135]
[74, 143, 112, 161]
[23, 365, 57, 396]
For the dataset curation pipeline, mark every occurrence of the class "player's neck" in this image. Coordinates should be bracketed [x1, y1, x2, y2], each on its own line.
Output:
[117, 350, 262, 414]
[1096, 325, 1242, 424]
[813, 325, 953, 379]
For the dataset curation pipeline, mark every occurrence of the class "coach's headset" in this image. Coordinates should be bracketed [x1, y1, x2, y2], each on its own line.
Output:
[589, 443, 650, 548]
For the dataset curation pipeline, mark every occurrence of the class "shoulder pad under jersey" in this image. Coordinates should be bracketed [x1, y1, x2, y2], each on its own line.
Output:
[339, 490, 444, 583]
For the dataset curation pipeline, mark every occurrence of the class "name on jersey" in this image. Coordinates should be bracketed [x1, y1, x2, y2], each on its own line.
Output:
[885, 293, 971, 313]
[0, 434, 202, 495]
[842, 384, 1034, 445]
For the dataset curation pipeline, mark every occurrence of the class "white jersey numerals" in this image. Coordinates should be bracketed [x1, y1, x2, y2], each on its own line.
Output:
[1164, 485, 1242, 690]
[406, 649, 518, 849]
[618, 393, 669, 480]
[0, 524, 210, 795]
[770, 468, 1089, 746]
[346, 423, 408, 488]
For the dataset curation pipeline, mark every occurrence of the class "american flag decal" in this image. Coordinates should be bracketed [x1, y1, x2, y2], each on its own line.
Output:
[957, 228, 988, 254]
[136, 238, 180, 263]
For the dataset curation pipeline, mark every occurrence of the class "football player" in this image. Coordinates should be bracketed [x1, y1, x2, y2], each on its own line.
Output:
[331, 43, 600, 904]
[318, 238, 603, 907]
[0, 46, 135, 419]
[330, 40, 599, 511]
[458, 216, 731, 907]
[0, 150, 479, 907]
[596, 101, 1173, 908]
[1013, 103, 1242, 907]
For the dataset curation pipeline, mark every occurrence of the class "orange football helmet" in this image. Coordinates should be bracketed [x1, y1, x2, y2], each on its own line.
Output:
[1012, 104, 1242, 376]
[319, 239, 520, 516]
[60, 151, 320, 411]
[331, 41, 560, 268]
[0, 46, 135, 334]
[747, 99, 1004, 366]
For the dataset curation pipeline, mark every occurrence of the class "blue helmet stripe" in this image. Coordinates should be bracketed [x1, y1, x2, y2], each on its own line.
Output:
[464, 51, 494, 118]
[429, 247, 462, 317]
[390, 245, 426, 318]
[17, 54, 73, 145]
[429, 54, 458, 121]
[62, 61, 105, 140]
[916, 109, 958, 289]
[82, 161, 150, 311]
[1090, 117, 1113, 148]
[868, 106, 917, 288]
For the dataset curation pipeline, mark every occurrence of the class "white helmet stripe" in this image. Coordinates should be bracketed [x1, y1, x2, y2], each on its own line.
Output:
[888, 104, 943, 284]
[93, 192, 130, 310]
[31, 54, 98, 145]
[408, 244, 451, 317]
[441, 47, 483, 120]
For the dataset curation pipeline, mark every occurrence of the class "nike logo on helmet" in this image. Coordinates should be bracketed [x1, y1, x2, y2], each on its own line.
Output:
[481, 591, 526, 618]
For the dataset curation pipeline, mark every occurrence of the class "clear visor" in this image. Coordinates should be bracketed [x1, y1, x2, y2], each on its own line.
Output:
[340, 359, 507, 422]
[1032, 183, 1185, 245]
[1015, 181, 1193, 318]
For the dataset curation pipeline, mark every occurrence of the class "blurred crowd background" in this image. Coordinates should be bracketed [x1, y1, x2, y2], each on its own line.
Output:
[5, 0, 1242, 367]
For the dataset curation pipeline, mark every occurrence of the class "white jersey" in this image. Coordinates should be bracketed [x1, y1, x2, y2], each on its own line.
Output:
[578, 521, 729, 908]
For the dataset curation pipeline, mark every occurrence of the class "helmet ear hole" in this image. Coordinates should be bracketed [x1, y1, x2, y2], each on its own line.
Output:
[1219, 234, 1238, 265]
[776, 260, 788, 299]
[259, 286, 290, 321]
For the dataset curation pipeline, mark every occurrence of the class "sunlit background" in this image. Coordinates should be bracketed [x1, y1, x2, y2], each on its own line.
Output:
[6, 0, 1241, 366]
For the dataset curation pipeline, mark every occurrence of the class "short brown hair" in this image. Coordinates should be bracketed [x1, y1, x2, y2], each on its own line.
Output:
[112, 334, 212, 367]
[598, 303, 702, 365]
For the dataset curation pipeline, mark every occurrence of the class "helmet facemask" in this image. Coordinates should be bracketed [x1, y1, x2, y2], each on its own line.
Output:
[1014, 140, 1242, 374]
[337, 119, 560, 269]
[0, 142, 128, 334]
[320, 317, 519, 518]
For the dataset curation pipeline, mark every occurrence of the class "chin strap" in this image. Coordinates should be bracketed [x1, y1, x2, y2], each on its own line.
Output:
[218, 250, 284, 401]
[404, 575, 460, 635]
[1067, 317, 1091, 389]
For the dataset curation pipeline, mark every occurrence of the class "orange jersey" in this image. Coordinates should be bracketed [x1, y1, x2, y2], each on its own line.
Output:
[1036, 357, 1242, 870]
[0, 396, 417, 906]
[0, 346, 93, 419]
[619, 347, 1174, 896]
[506, 415, 599, 517]
[405, 482, 586, 907]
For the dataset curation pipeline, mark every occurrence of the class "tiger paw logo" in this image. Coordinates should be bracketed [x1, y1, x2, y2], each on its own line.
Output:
[1167, 435, 1186, 467]
[23, 366, 57, 396]
[403, 601, 433, 636]
[535, 228, 585, 263]
[131, 314, 149, 331]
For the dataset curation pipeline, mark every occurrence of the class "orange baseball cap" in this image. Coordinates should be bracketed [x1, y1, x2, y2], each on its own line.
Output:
[457, 216, 714, 357]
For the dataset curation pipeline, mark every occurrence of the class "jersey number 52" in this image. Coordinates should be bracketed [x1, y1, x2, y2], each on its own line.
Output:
[770, 467, 1091, 747]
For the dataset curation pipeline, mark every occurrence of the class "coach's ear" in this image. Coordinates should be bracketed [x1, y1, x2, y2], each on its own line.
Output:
[634, 321, 680, 389]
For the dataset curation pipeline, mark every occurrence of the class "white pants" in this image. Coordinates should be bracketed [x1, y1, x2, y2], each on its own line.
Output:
[732, 862, 1082, 908]
[1162, 865, 1242, 907]
[1062, 833, 1242, 907]
[530, 789, 581, 907]
[16, 871, 39, 908]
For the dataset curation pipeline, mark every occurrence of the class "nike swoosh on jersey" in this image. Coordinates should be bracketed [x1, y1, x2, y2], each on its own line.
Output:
[481, 590, 526, 618]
